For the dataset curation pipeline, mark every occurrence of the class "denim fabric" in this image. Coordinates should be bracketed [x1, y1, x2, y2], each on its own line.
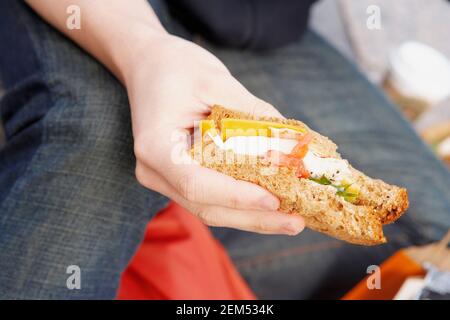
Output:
[0, 2, 169, 299]
[0, 1, 449, 299]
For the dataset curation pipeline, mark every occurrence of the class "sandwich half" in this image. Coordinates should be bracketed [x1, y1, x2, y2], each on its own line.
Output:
[191, 105, 409, 245]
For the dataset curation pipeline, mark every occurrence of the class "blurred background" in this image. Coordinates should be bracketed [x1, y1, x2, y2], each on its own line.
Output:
[1, 0, 450, 169]
[310, 0, 450, 168]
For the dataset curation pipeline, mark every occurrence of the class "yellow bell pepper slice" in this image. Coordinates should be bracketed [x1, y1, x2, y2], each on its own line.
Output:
[338, 179, 360, 203]
[199, 119, 217, 136]
[220, 118, 307, 141]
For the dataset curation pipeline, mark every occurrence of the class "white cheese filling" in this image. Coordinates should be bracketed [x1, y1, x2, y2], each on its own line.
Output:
[223, 136, 298, 156]
[210, 134, 352, 182]
[302, 151, 352, 183]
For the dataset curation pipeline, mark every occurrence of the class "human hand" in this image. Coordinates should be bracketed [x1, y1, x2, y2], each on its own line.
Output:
[124, 34, 305, 235]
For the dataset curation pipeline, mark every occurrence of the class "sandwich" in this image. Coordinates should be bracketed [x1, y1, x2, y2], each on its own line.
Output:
[191, 105, 409, 245]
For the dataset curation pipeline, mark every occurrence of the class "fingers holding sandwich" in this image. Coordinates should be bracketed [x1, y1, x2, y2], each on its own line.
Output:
[135, 163, 305, 235]
[138, 144, 281, 211]
[135, 127, 282, 212]
[183, 203, 305, 236]
[171, 165, 282, 211]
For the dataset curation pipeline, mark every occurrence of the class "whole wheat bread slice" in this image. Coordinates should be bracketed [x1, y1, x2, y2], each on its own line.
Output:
[192, 106, 409, 245]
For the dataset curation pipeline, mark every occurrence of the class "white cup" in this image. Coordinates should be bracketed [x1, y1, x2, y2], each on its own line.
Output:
[388, 41, 450, 106]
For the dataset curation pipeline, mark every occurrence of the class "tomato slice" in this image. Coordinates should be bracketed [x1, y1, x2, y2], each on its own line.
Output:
[265, 152, 309, 178]
[264, 150, 289, 166]
[290, 144, 308, 159]
[264, 132, 313, 179]
[296, 160, 310, 178]
[265, 150, 299, 168]
[297, 132, 314, 146]
[290, 133, 313, 159]
[286, 157, 301, 169]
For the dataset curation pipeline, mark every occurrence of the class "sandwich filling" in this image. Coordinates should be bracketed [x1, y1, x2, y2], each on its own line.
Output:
[200, 119, 359, 202]
[220, 136, 350, 181]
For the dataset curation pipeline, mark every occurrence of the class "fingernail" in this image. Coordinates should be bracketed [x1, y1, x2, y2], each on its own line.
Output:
[282, 222, 301, 236]
[259, 195, 279, 210]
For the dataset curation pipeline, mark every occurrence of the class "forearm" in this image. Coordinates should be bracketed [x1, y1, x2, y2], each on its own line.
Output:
[26, 0, 168, 83]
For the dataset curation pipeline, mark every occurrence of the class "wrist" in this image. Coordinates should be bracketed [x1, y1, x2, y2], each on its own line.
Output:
[109, 22, 170, 84]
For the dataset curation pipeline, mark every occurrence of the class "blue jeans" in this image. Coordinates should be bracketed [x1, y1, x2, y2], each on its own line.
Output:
[0, 1, 449, 299]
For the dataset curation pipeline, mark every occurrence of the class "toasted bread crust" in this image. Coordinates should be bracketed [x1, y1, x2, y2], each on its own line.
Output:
[192, 105, 408, 245]
[351, 169, 409, 225]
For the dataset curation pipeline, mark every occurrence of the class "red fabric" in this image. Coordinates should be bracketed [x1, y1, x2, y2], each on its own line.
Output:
[117, 202, 256, 300]
[342, 250, 426, 300]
